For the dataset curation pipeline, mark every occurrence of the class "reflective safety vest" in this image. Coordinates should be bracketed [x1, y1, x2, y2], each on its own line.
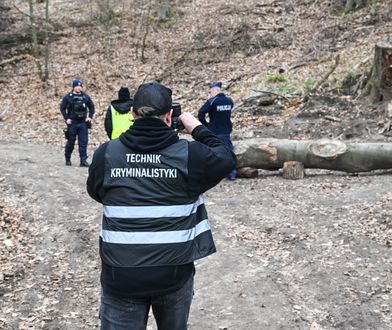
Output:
[100, 138, 216, 267]
[111, 106, 134, 139]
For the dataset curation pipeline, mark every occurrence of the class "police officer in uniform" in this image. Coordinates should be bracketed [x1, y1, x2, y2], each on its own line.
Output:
[198, 81, 237, 180]
[87, 81, 236, 330]
[104, 86, 134, 140]
[60, 79, 95, 167]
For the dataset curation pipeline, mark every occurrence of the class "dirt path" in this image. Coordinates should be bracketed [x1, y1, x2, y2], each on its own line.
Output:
[0, 141, 391, 330]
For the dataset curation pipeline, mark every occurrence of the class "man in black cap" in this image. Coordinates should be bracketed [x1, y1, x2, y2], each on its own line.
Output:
[104, 86, 134, 140]
[198, 82, 236, 180]
[87, 81, 236, 329]
[60, 79, 95, 167]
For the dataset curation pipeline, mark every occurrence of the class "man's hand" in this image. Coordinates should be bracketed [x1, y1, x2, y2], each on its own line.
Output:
[85, 117, 92, 123]
[179, 112, 202, 134]
[66, 119, 72, 125]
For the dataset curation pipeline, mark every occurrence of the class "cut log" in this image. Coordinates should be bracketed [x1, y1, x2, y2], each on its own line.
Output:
[235, 138, 392, 173]
[282, 161, 304, 180]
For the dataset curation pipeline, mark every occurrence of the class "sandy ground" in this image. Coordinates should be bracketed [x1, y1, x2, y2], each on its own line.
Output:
[0, 140, 391, 330]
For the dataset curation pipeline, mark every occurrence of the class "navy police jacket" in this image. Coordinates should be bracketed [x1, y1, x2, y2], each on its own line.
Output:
[87, 117, 236, 297]
[198, 92, 234, 135]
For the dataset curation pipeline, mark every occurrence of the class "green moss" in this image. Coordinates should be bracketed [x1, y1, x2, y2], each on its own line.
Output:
[265, 74, 287, 83]
[304, 79, 315, 92]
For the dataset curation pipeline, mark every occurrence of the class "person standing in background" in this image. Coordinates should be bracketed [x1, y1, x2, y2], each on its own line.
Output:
[60, 79, 95, 167]
[104, 86, 134, 140]
[198, 81, 237, 180]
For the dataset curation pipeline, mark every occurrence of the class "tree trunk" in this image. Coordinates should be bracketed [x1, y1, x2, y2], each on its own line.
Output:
[365, 40, 392, 107]
[235, 138, 392, 173]
[28, 0, 43, 81]
[43, 0, 49, 83]
[237, 167, 258, 179]
[345, 0, 365, 11]
[140, 0, 152, 63]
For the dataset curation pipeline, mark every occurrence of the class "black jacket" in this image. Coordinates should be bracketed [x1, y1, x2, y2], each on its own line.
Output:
[104, 99, 133, 139]
[60, 92, 95, 123]
[87, 117, 236, 297]
[198, 92, 233, 135]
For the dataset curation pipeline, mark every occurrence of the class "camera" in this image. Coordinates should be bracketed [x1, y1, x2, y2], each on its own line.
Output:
[171, 102, 184, 130]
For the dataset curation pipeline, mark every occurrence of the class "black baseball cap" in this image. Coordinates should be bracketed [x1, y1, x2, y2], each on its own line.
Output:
[133, 82, 172, 116]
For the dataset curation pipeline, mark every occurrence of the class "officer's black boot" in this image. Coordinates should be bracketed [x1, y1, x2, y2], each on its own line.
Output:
[80, 160, 90, 167]
[65, 159, 72, 166]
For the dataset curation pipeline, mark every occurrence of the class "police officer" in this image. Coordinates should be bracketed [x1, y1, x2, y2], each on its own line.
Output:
[60, 79, 95, 167]
[198, 81, 237, 180]
[104, 86, 134, 140]
[87, 81, 236, 330]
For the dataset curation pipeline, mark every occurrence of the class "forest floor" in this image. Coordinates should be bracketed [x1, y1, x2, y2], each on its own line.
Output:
[1, 0, 392, 329]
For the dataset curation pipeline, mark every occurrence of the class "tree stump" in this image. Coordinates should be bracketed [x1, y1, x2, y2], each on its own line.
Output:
[365, 40, 392, 109]
[282, 161, 305, 180]
[345, 0, 365, 11]
[237, 167, 258, 179]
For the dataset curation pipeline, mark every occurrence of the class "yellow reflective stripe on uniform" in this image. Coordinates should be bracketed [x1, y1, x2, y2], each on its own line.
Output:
[111, 106, 134, 139]
[100, 219, 211, 244]
[103, 195, 205, 218]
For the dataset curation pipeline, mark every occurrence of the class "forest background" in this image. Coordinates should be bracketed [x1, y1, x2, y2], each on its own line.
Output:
[1, 0, 392, 329]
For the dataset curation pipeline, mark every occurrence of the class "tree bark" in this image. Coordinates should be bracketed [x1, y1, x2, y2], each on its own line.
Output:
[28, 0, 43, 80]
[365, 40, 392, 105]
[43, 0, 49, 83]
[235, 138, 392, 173]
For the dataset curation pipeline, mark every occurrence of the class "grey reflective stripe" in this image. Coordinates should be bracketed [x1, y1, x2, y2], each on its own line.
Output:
[103, 195, 204, 219]
[100, 219, 211, 244]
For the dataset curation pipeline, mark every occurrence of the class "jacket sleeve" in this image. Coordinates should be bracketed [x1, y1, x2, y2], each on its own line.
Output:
[104, 106, 112, 139]
[60, 95, 69, 120]
[86, 95, 95, 119]
[187, 125, 236, 197]
[197, 100, 210, 127]
[86, 143, 108, 204]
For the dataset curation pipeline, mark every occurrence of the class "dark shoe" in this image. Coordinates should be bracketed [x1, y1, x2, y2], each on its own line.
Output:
[80, 161, 89, 167]
[65, 160, 72, 166]
[227, 169, 237, 180]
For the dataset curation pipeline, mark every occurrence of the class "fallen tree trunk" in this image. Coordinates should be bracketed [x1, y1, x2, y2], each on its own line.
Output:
[234, 138, 392, 173]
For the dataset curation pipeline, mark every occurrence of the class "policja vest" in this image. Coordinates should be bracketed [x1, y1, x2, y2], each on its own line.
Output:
[69, 93, 87, 120]
[100, 138, 216, 267]
[111, 105, 134, 139]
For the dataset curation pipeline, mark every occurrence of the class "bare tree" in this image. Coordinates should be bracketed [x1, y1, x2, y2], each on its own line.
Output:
[28, 0, 43, 80]
[43, 0, 49, 83]
[26, 0, 50, 83]
[140, 0, 152, 63]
